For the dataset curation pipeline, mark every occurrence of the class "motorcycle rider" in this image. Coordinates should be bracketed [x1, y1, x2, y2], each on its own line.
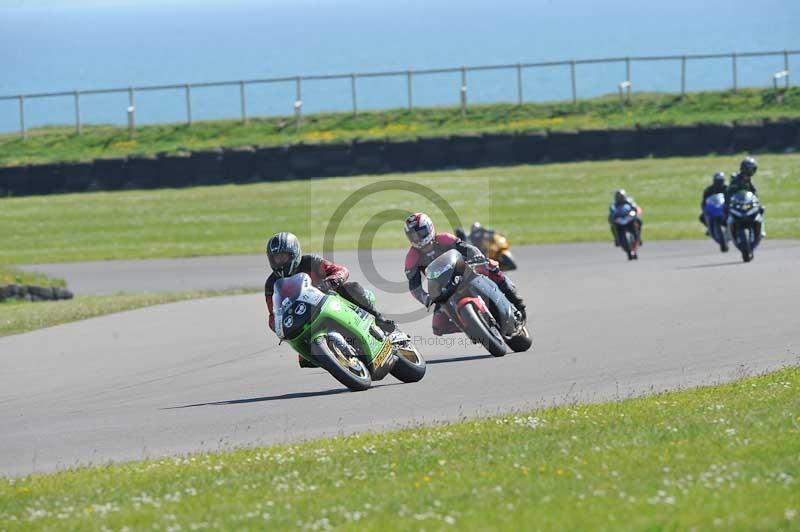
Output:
[608, 189, 643, 247]
[265, 232, 396, 365]
[699, 172, 727, 231]
[455, 222, 494, 252]
[726, 157, 765, 236]
[403, 213, 525, 336]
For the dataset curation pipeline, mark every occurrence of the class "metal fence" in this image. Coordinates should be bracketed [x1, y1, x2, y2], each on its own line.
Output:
[1, 49, 796, 140]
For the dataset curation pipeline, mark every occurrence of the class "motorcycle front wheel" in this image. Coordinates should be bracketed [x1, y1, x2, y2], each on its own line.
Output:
[312, 335, 372, 391]
[457, 303, 506, 357]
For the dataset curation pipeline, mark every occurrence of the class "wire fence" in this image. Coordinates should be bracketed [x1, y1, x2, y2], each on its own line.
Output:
[1, 49, 796, 139]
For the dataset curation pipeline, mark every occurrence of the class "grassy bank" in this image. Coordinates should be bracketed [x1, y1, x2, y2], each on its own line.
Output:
[0, 267, 64, 288]
[1, 153, 798, 265]
[0, 288, 254, 337]
[1, 367, 797, 530]
[1, 88, 798, 166]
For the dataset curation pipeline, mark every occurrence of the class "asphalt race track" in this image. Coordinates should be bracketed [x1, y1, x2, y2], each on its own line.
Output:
[3, 240, 799, 477]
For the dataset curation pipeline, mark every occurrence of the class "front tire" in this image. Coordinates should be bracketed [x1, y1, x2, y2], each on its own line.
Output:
[312, 336, 372, 391]
[740, 228, 753, 263]
[505, 325, 533, 352]
[390, 341, 427, 383]
[458, 303, 506, 357]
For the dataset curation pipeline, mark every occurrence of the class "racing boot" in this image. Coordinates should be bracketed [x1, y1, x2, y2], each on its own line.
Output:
[498, 278, 526, 320]
[374, 313, 397, 334]
[298, 354, 316, 368]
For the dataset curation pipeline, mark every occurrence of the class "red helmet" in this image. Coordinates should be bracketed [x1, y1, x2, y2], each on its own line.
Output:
[404, 212, 435, 249]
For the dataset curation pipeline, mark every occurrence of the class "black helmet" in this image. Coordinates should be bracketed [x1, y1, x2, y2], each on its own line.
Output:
[713, 171, 725, 185]
[614, 189, 628, 205]
[740, 157, 757, 178]
[266, 232, 301, 277]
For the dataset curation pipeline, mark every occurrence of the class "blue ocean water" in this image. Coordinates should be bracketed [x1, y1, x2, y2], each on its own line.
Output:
[1, 0, 799, 133]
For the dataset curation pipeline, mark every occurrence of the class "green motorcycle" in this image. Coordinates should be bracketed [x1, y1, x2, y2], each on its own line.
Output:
[273, 273, 426, 391]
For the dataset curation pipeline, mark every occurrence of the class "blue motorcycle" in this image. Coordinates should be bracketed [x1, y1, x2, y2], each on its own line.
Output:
[727, 190, 764, 263]
[703, 193, 730, 253]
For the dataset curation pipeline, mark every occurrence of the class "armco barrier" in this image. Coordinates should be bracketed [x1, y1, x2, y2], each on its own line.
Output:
[158, 152, 193, 187]
[28, 163, 62, 194]
[316, 142, 352, 177]
[607, 128, 640, 159]
[764, 119, 799, 152]
[670, 125, 703, 156]
[125, 155, 160, 189]
[578, 130, 611, 160]
[547, 131, 579, 161]
[351, 139, 386, 174]
[190, 149, 225, 186]
[417, 136, 450, 169]
[481, 133, 516, 166]
[732, 120, 766, 152]
[448, 134, 485, 168]
[385, 139, 418, 171]
[2, 120, 800, 197]
[92, 158, 127, 190]
[512, 131, 548, 163]
[61, 161, 94, 192]
[288, 143, 323, 177]
[699, 123, 734, 154]
[638, 126, 673, 157]
[222, 146, 258, 183]
[255, 145, 290, 181]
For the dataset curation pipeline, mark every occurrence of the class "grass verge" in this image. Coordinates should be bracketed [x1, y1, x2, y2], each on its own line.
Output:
[1, 87, 798, 166]
[0, 288, 254, 337]
[1, 152, 799, 265]
[0, 266, 65, 288]
[1, 367, 797, 529]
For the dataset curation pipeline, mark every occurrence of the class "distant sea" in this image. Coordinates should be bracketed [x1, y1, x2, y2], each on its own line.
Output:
[1, 0, 799, 132]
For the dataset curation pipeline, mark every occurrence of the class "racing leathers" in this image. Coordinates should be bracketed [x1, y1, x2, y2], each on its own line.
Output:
[404, 232, 525, 335]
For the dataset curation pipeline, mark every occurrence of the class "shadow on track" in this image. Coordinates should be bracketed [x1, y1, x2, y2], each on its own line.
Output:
[426, 354, 494, 365]
[164, 383, 404, 409]
[675, 261, 744, 270]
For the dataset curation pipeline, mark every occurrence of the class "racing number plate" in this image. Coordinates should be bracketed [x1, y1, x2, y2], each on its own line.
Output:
[372, 340, 393, 368]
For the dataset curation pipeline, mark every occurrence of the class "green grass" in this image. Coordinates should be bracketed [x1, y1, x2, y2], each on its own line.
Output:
[0, 266, 64, 288]
[1, 87, 799, 166]
[0, 288, 254, 337]
[1, 152, 798, 266]
[1, 367, 797, 530]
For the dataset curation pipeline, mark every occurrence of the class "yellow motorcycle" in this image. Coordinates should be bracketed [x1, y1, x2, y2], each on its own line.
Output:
[455, 225, 518, 271]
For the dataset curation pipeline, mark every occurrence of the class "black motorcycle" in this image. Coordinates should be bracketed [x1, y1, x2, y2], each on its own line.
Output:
[425, 250, 532, 357]
[727, 190, 764, 263]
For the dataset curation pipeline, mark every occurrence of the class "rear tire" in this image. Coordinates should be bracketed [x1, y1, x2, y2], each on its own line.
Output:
[505, 325, 533, 352]
[312, 336, 372, 392]
[390, 342, 427, 383]
[457, 303, 506, 357]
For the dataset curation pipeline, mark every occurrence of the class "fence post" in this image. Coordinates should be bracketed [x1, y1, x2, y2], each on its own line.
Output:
[625, 57, 631, 99]
[351, 73, 358, 116]
[74, 90, 81, 135]
[185, 84, 192, 125]
[681, 55, 686, 95]
[239, 80, 247, 123]
[731, 52, 738, 91]
[294, 77, 303, 129]
[516, 63, 523, 105]
[18, 95, 25, 140]
[128, 87, 135, 108]
[406, 69, 413, 110]
[784, 50, 791, 88]
[570, 60, 577, 104]
[460, 67, 467, 116]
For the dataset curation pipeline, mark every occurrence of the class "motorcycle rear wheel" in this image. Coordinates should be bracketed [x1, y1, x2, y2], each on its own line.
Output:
[390, 342, 427, 383]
